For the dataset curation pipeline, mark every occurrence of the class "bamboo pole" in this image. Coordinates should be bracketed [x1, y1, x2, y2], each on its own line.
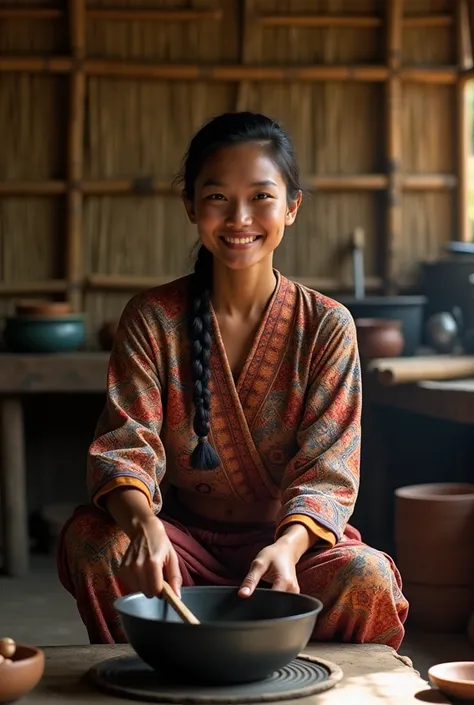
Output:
[83, 61, 390, 82]
[456, 0, 472, 242]
[86, 273, 383, 293]
[400, 67, 458, 84]
[0, 56, 460, 84]
[0, 280, 67, 296]
[0, 57, 72, 73]
[258, 14, 452, 28]
[66, 0, 86, 312]
[87, 8, 222, 22]
[402, 174, 458, 189]
[384, 0, 403, 296]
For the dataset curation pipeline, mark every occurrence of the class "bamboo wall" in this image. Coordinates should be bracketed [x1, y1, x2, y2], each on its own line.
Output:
[0, 0, 471, 348]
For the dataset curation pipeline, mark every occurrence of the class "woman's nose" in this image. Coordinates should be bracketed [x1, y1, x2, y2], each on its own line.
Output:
[225, 201, 253, 227]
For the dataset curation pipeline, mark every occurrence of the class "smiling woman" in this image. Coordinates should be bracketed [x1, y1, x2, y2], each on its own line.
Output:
[57, 112, 408, 650]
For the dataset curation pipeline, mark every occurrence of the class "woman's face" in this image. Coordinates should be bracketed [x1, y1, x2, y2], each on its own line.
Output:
[183, 142, 301, 271]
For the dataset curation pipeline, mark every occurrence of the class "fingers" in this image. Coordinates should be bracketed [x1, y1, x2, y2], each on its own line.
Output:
[238, 556, 268, 598]
[271, 576, 300, 594]
[164, 547, 183, 598]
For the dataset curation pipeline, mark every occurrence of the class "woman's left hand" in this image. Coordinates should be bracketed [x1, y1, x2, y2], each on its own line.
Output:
[238, 542, 300, 597]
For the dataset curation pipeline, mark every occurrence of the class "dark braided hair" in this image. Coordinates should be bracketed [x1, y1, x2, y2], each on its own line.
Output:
[175, 112, 302, 470]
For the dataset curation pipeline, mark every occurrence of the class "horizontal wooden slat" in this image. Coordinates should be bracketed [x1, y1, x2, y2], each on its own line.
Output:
[87, 8, 222, 22]
[0, 174, 458, 196]
[0, 57, 72, 73]
[259, 14, 452, 28]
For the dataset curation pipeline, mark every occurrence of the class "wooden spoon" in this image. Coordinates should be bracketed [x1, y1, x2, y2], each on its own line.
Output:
[161, 581, 200, 625]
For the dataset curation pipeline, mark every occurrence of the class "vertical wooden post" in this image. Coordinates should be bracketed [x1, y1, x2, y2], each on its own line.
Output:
[384, 0, 403, 295]
[235, 0, 253, 111]
[67, 0, 86, 311]
[456, 0, 472, 242]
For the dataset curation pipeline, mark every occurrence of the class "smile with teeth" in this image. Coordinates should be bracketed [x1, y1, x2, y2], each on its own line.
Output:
[222, 235, 260, 244]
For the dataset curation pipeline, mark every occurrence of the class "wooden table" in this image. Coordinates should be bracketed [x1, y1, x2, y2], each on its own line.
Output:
[1, 351, 474, 578]
[20, 643, 451, 704]
[0, 353, 109, 577]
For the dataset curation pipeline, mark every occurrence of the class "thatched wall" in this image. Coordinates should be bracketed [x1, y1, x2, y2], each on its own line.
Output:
[0, 0, 464, 347]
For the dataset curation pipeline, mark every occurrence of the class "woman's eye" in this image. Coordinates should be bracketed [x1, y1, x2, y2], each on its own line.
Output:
[206, 193, 226, 200]
[254, 193, 271, 200]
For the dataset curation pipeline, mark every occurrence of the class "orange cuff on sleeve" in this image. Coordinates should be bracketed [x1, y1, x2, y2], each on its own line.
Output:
[276, 514, 337, 548]
[92, 476, 153, 509]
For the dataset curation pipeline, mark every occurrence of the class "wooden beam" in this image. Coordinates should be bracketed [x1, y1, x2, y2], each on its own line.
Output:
[66, 0, 86, 312]
[83, 61, 390, 82]
[0, 174, 458, 197]
[0, 56, 461, 84]
[385, 0, 403, 296]
[0, 57, 72, 73]
[258, 14, 452, 29]
[87, 8, 222, 22]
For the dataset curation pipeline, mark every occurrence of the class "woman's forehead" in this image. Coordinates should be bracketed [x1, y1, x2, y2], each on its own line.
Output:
[196, 143, 285, 187]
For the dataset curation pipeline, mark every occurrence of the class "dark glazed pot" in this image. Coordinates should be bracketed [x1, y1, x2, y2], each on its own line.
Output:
[115, 586, 323, 685]
[355, 318, 404, 358]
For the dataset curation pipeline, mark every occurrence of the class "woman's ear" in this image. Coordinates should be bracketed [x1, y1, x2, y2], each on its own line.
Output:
[182, 190, 197, 224]
[285, 190, 303, 226]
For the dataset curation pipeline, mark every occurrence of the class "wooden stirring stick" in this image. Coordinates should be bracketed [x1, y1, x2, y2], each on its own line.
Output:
[161, 581, 201, 625]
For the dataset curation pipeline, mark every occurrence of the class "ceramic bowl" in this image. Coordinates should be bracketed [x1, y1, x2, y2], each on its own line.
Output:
[0, 644, 45, 703]
[429, 662, 474, 700]
[3, 314, 86, 353]
[115, 586, 323, 685]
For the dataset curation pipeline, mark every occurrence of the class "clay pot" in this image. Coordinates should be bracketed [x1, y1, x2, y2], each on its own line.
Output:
[0, 644, 45, 703]
[15, 299, 71, 317]
[354, 318, 404, 358]
[395, 483, 474, 632]
[98, 319, 119, 351]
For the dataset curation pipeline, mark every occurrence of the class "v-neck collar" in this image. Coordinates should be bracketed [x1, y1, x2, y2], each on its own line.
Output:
[209, 270, 282, 396]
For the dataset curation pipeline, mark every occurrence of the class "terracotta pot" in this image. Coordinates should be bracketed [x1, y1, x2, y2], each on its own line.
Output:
[404, 583, 474, 633]
[15, 299, 71, 317]
[354, 318, 404, 358]
[395, 483, 474, 586]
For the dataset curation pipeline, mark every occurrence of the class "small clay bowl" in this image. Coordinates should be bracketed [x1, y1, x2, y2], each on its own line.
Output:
[0, 644, 45, 703]
[428, 662, 474, 700]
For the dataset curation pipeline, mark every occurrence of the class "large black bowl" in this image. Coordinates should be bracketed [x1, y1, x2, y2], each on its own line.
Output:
[115, 586, 322, 685]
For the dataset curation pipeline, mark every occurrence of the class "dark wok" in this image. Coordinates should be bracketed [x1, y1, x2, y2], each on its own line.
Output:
[115, 586, 322, 685]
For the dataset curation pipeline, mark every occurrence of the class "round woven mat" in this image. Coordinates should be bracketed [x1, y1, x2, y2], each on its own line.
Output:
[88, 653, 343, 703]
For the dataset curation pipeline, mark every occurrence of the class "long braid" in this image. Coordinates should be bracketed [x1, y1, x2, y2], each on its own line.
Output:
[189, 245, 221, 470]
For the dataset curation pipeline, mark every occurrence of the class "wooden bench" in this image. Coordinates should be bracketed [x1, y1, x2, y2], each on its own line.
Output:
[20, 643, 450, 704]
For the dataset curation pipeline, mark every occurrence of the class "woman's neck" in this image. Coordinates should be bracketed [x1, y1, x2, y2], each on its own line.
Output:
[211, 261, 277, 318]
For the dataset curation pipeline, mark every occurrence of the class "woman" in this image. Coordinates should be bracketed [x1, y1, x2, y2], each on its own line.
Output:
[58, 112, 408, 648]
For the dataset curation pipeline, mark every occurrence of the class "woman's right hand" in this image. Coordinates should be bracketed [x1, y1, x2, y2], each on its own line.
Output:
[119, 515, 182, 599]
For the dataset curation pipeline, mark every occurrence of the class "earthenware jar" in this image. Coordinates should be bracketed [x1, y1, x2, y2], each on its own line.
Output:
[395, 483, 474, 632]
[355, 318, 404, 358]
